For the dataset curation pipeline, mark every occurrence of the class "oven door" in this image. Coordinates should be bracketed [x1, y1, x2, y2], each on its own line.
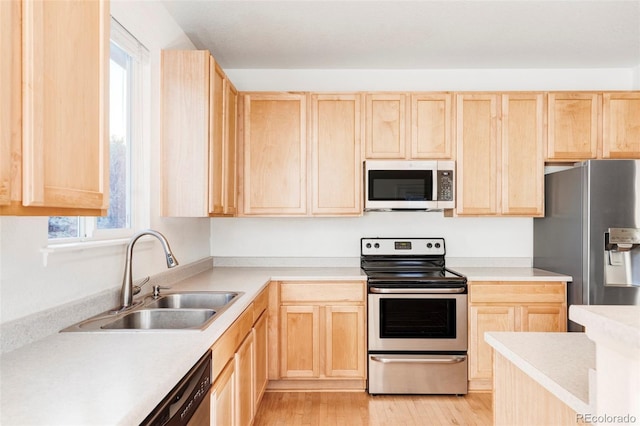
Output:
[365, 161, 438, 210]
[368, 289, 467, 352]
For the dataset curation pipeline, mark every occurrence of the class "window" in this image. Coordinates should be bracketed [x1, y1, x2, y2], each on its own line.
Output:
[48, 19, 149, 241]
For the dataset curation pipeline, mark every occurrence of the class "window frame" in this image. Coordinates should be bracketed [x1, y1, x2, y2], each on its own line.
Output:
[47, 17, 150, 244]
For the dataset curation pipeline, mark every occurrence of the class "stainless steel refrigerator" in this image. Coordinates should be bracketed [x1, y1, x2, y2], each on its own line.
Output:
[533, 160, 640, 331]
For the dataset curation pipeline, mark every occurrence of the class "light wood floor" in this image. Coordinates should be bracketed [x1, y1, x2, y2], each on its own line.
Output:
[254, 392, 493, 426]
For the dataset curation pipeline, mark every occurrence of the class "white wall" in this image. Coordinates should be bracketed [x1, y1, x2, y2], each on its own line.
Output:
[211, 67, 637, 262]
[211, 214, 532, 261]
[225, 68, 636, 92]
[2, 1, 637, 324]
[0, 1, 211, 325]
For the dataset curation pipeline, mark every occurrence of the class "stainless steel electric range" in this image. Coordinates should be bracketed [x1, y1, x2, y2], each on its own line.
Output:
[361, 237, 468, 395]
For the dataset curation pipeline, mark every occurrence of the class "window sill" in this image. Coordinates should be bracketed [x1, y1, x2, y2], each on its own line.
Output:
[40, 238, 153, 266]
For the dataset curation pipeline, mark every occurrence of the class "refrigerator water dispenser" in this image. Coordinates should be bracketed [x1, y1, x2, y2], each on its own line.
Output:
[604, 228, 640, 287]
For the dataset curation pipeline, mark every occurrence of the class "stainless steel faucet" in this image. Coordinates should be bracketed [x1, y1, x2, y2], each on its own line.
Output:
[117, 229, 179, 311]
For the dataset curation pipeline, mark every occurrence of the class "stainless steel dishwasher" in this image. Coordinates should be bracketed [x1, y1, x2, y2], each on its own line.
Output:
[141, 350, 211, 426]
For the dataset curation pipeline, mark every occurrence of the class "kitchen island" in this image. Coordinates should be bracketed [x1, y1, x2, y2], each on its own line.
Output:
[0, 259, 572, 425]
[487, 305, 640, 426]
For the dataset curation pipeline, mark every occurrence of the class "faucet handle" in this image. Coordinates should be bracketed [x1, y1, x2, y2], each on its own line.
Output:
[153, 285, 171, 298]
[132, 276, 151, 296]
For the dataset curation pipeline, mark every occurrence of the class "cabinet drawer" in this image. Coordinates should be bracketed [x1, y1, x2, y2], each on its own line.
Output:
[280, 281, 365, 303]
[211, 305, 253, 380]
[469, 281, 566, 304]
[252, 287, 269, 323]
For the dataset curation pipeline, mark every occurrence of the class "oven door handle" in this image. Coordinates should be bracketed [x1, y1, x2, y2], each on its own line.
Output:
[370, 355, 466, 364]
[369, 286, 466, 294]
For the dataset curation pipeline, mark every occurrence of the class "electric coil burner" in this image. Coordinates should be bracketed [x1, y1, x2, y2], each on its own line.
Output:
[361, 237, 468, 395]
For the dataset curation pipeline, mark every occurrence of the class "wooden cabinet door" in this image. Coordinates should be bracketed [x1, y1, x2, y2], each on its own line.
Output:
[602, 92, 640, 159]
[279, 305, 320, 378]
[13, 0, 110, 210]
[0, 0, 20, 207]
[468, 281, 567, 391]
[411, 93, 453, 159]
[501, 93, 545, 216]
[311, 94, 362, 215]
[209, 61, 225, 215]
[235, 333, 254, 426]
[21, 0, 108, 209]
[324, 305, 365, 378]
[469, 305, 516, 385]
[252, 311, 268, 407]
[223, 80, 238, 215]
[211, 360, 235, 426]
[547, 92, 600, 160]
[161, 51, 238, 217]
[456, 94, 500, 215]
[242, 93, 307, 215]
[519, 305, 567, 332]
[365, 94, 407, 158]
[161, 50, 211, 217]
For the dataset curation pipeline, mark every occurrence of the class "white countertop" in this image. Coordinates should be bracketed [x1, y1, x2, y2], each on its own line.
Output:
[0, 266, 364, 426]
[485, 331, 595, 414]
[570, 305, 640, 352]
[454, 267, 572, 282]
[0, 264, 567, 425]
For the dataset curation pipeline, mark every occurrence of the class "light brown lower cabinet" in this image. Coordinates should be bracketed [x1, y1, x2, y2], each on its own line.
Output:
[211, 361, 234, 426]
[210, 286, 269, 425]
[468, 281, 567, 392]
[268, 281, 367, 391]
[493, 353, 578, 425]
[253, 312, 268, 404]
[235, 333, 254, 426]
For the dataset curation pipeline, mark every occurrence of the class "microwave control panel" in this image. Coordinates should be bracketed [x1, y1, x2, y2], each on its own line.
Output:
[437, 170, 454, 201]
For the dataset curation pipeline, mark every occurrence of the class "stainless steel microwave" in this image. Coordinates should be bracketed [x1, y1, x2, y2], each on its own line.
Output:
[364, 160, 455, 211]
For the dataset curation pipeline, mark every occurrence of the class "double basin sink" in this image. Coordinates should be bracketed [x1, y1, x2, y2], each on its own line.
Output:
[62, 291, 242, 332]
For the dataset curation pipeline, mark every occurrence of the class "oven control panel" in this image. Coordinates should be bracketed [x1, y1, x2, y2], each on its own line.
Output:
[361, 238, 445, 256]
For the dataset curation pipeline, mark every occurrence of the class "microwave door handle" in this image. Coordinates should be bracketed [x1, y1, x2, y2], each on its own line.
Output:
[432, 170, 438, 202]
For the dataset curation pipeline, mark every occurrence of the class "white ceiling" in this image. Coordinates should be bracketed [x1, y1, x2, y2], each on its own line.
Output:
[161, 0, 640, 70]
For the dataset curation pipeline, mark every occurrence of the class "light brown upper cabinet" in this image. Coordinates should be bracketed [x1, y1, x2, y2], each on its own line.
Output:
[501, 93, 545, 216]
[0, 0, 20, 208]
[455, 94, 500, 216]
[161, 50, 236, 217]
[411, 93, 454, 159]
[0, 0, 109, 216]
[364, 93, 453, 160]
[602, 92, 640, 159]
[547, 92, 600, 161]
[240, 93, 307, 216]
[223, 81, 239, 215]
[365, 94, 407, 158]
[311, 94, 362, 215]
[456, 93, 545, 217]
[208, 62, 226, 215]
